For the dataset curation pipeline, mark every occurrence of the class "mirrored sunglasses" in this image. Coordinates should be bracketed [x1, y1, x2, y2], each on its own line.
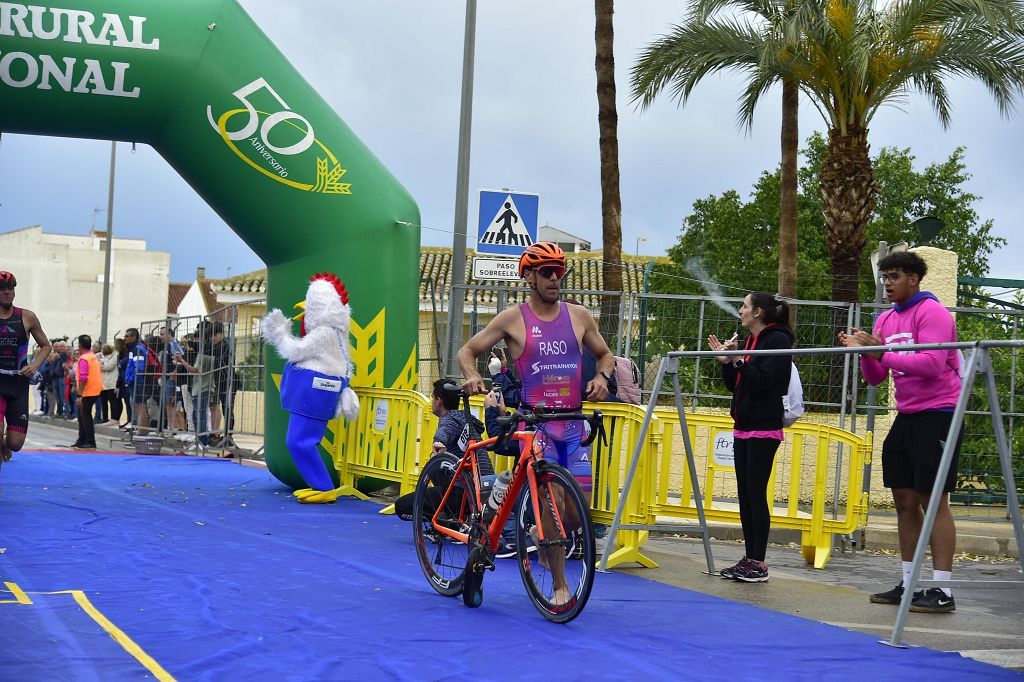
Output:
[536, 265, 566, 279]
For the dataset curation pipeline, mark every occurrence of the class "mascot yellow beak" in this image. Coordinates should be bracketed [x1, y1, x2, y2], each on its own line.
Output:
[292, 300, 305, 322]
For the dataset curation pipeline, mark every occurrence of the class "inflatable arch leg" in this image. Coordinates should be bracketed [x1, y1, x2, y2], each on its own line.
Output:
[0, 1, 420, 489]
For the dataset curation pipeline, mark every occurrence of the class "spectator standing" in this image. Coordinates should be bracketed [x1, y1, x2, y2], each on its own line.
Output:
[209, 322, 237, 446]
[41, 350, 60, 416]
[91, 341, 105, 423]
[98, 344, 120, 425]
[159, 326, 186, 432]
[71, 335, 102, 449]
[178, 324, 217, 449]
[124, 328, 158, 434]
[179, 332, 198, 431]
[839, 251, 962, 613]
[64, 348, 79, 421]
[114, 337, 133, 427]
[708, 292, 794, 584]
[53, 341, 69, 417]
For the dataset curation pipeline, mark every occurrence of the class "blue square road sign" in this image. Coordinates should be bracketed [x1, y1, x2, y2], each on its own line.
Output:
[476, 190, 540, 257]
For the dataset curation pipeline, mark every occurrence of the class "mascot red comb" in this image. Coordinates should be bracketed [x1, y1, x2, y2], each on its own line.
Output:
[262, 273, 359, 503]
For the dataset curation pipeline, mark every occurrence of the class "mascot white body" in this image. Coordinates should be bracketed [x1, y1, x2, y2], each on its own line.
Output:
[263, 273, 359, 503]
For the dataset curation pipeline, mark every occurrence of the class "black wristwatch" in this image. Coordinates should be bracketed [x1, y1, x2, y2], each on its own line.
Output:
[733, 359, 745, 368]
[600, 370, 614, 382]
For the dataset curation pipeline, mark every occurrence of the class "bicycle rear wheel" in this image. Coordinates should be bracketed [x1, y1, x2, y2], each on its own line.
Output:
[516, 461, 595, 623]
[412, 453, 480, 597]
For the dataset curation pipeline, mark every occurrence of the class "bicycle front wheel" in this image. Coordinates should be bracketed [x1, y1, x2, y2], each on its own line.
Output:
[412, 453, 478, 597]
[516, 461, 595, 623]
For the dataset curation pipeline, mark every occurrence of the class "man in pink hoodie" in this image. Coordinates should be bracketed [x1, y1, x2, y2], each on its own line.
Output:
[840, 251, 962, 613]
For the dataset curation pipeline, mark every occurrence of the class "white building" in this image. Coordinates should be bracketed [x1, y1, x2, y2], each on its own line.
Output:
[538, 225, 592, 252]
[0, 225, 170, 343]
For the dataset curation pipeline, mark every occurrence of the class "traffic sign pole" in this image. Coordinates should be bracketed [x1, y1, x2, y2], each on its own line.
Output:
[446, 0, 477, 377]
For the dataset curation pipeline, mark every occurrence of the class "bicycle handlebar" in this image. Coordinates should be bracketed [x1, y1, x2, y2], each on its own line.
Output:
[493, 409, 605, 450]
[440, 381, 607, 450]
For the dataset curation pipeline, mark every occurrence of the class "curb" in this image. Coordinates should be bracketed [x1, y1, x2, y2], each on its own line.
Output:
[652, 521, 1020, 560]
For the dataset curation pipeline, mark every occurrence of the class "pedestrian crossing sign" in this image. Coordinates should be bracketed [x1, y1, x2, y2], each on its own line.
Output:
[476, 190, 540, 257]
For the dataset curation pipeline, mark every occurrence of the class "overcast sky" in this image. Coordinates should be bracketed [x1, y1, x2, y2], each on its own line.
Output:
[1, 1, 1020, 294]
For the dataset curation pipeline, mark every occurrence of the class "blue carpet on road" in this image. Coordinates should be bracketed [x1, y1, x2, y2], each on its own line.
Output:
[0, 452, 1014, 681]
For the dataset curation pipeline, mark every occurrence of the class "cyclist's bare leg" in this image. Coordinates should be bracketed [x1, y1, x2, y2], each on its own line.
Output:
[4, 429, 25, 459]
[531, 485, 571, 604]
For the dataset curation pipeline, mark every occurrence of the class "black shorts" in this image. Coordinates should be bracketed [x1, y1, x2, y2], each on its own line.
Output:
[0, 376, 31, 433]
[882, 411, 963, 494]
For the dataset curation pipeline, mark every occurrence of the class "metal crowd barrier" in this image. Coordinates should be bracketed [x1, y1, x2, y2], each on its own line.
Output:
[327, 386, 872, 572]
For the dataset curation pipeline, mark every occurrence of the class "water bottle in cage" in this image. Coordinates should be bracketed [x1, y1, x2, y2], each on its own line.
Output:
[483, 470, 512, 523]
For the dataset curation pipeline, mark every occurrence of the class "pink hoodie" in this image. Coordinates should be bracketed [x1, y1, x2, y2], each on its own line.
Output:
[860, 294, 961, 414]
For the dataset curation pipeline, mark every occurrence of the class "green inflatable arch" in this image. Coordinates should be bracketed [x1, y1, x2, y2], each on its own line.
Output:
[0, 1, 420, 488]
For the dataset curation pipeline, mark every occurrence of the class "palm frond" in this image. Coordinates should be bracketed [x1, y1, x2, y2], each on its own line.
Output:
[630, 18, 766, 110]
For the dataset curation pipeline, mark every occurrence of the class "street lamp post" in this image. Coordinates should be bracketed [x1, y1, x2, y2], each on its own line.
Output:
[444, 0, 478, 376]
[99, 141, 116, 344]
[635, 235, 647, 256]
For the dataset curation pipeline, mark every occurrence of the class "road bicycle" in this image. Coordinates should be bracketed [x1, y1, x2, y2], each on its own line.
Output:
[412, 386, 604, 623]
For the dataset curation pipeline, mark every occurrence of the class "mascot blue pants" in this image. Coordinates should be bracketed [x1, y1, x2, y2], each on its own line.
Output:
[279, 363, 347, 491]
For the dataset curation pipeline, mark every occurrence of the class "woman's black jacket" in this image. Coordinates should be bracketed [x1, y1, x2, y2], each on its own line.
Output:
[720, 324, 794, 431]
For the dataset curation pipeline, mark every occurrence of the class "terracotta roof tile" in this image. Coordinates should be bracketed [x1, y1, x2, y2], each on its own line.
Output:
[167, 283, 190, 314]
[204, 249, 664, 307]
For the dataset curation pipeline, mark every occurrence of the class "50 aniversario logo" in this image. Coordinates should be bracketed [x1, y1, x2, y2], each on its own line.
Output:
[207, 77, 351, 195]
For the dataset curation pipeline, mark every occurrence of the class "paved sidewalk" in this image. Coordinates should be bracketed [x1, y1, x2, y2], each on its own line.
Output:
[618, 534, 1024, 672]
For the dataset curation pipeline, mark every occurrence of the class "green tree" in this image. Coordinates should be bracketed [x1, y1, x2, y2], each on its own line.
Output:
[781, 0, 1024, 302]
[798, 132, 1007, 300]
[653, 135, 1006, 300]
[630, 0, 807, 301]
[642, 137, 1008, 402]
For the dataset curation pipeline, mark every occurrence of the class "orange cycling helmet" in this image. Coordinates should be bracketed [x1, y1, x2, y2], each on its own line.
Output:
[0, 271, 15, 288]
[518, 241, 566, 278]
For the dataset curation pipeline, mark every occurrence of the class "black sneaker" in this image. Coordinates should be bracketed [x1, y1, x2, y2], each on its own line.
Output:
[495, 536, 517, 559]
[869, 582, 907, 605]
[910, 588, 955, 613]
[719, 558, 748, 579]
[733, 560, 769, 583]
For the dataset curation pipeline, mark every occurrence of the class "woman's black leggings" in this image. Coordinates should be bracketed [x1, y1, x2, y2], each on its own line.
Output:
[734, 437, 781, 562]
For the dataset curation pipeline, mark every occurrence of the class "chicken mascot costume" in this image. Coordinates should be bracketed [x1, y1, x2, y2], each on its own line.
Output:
[263, 273, 360, 503]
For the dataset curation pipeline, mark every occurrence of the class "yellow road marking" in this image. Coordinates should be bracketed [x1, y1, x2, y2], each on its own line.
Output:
[49, 590, 177, 682]
[2, 581, 33, 604]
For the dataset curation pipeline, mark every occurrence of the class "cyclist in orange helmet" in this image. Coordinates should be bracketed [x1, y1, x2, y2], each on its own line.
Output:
[0, 271, 52, 466]
[457, 243, 614, 602]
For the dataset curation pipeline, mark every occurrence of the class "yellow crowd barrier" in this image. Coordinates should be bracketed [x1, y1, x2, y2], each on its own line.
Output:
[648, 410, 871, 569]
[329, 389, 870, 570]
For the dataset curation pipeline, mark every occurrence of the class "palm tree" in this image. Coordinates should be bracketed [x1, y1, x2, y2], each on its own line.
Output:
[778, 0, 1024, 301]
[595, 0, 624, 341]
[630, 0, 807, 301]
